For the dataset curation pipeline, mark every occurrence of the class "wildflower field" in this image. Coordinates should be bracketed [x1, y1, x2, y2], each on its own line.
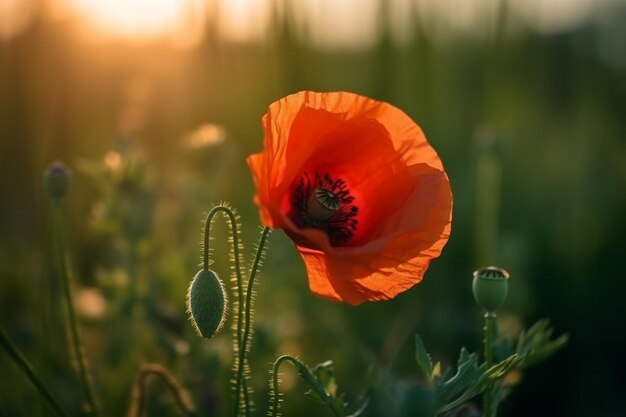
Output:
[1, 1, 625, 416]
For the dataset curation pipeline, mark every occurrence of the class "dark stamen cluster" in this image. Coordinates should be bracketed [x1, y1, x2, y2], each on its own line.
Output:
[290, 172, 359, 245]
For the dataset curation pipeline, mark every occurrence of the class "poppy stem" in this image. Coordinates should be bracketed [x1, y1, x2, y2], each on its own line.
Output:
[233, 226, 271, 417]
[201, 205, 248, 415]
[128, 363, 198, 417]
[0, 325, 70, 417]
[269, 354, 302, 417]
[269, 355, 344, 417]
[482, 312, 497, 417]
[51, 203, 100, 417]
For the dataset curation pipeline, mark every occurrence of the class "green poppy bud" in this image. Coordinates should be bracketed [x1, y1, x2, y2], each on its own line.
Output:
[187, 269, 227, 338]
[44, 161, 71, 202]
[472, 266, 509, 313]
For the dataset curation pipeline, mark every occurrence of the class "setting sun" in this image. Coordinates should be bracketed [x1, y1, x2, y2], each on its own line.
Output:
[58, 0, 207, 44]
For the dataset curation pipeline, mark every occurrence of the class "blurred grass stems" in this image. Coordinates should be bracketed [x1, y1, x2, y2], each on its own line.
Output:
[473, 131, 502, 265]
[50, 198, 100, 417]
[0, 325, 70, 417]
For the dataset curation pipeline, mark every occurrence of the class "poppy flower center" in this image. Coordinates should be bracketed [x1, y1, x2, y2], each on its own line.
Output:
[307, 188, 341, 222]
[290, 172, 359, 246]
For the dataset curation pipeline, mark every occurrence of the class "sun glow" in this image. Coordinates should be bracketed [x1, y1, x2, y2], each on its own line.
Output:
[58, 0, 207, 45]
[4, 0, 613, 48]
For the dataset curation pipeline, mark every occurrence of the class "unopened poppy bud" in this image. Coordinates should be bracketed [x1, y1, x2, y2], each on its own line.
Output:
[472, 266, 509, 313]
[44, 161, 71, 202]
[187, 269, 227, 338]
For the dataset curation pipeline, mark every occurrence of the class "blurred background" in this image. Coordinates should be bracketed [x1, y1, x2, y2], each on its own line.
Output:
[1, 0, 625, 415]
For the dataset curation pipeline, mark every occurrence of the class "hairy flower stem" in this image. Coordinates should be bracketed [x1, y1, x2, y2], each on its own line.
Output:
[233, 226, 271, 417]
[51, 204, 100, 417]
[203, 207, 244, 346]
[483, 312, 497, 417]
[202, 206, 249, 416]
[269, 355, 344, 417]
[0, 325, 70, 417]
[269, 355, 303, 417]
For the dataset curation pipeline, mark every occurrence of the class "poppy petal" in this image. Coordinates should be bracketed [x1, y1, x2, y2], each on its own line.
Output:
[247, 91, 452, 304]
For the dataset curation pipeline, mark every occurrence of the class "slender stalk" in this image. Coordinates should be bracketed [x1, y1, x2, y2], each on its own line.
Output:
[0, 325, 69, 417]
[483, 312, 496, 417]
[233, 226, 271, 417]
[128, 363, 197, 417]
[269, 355, 343, 417]
[203, 207, 244, 347]
[202, 206, 249, 416]
[52, 204, 100, 417]
[269, 355, 301, 417]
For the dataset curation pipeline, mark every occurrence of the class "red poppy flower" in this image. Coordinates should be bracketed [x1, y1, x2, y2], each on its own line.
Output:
[247, 91, 452, 305]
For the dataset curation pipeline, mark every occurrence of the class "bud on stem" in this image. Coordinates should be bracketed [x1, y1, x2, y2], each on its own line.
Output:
[44, 161, 71, 203]
[472, 266, 509, 313]
[187, 269, 227, 338]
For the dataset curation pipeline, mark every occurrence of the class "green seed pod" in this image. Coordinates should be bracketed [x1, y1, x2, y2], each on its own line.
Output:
[187, 269, 227, 338]
[472, 266, 509, 313]
[44, 161, 71, 202]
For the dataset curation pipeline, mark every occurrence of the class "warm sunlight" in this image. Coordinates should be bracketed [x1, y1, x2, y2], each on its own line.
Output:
[29, 0, 610, 48]
[58, 0, 207, 45]
[0, 0, 33, 40]
[216, 0, 272, 42]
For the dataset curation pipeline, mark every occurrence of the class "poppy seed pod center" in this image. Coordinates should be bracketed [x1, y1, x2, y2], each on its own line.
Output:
[290, 172, 359, 246]
[307, 188, 341, 222]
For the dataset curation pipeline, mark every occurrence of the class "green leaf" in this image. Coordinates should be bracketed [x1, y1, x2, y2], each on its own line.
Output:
[415, 334, 434, 381]
[436, 353, 522, 414]
[516, 319, 568, 369]
[436, 348, 484, 409]
[437, 355, 520, 413]
[300, 361, 348, 415]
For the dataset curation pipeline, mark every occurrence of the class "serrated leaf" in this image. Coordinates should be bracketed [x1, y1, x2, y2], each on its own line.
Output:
[484, 354, 521, 379]
[516, 319, 568, 369]
[436, 349, 483, 407]
[436, 354, 521, 414]
[415, 334, 434, 380]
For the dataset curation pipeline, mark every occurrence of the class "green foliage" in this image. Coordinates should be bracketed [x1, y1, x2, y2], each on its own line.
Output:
[79, 141, 156, 244]
[269, 355, 369, 417]
[516, 320, 569, 369]
[414, 319, 567, 416]
[414, 338, 520, 415]
[415, 334, 434, 382]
